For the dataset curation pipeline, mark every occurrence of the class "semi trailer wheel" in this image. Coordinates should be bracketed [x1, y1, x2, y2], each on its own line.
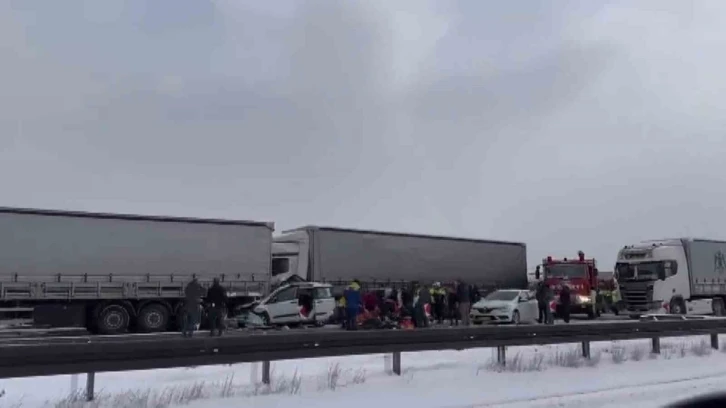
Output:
[137, 303, 170, 332]
[96, 304, 130, 335]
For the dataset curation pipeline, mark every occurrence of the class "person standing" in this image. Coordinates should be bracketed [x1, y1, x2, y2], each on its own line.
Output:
[545, 283, 555, 324]
[536, 281, 547, 324]
[182, 277, 205, 337]
[447, 287, 460, 326]
[430, 282, 446, 324]
[456, 280, 471, 326]
[343, 280, 361, 330]
[416, 284, 432, 328]
[206, 278, 228, 337]
[560, 285, 572, 324]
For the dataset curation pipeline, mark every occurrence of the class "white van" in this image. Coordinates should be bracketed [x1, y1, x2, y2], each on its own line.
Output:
[251, 282, 336, 326]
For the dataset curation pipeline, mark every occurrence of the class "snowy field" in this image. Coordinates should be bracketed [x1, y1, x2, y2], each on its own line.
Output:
[2, 335, 726, 407]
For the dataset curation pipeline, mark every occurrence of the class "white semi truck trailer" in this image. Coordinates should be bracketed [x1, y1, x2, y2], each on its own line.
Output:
[271, 225, 528, 293]
[0, 207, 274, 334]
[616, 238, 726, 317]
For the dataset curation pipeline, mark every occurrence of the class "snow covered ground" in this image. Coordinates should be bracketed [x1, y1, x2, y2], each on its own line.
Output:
[2, 335, 726, 407]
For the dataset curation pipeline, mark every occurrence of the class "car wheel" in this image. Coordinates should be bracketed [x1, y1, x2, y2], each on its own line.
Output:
[512, 310, 520, 325]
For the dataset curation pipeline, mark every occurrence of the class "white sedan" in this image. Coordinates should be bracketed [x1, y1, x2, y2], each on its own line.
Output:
[470, 289, 538, 325]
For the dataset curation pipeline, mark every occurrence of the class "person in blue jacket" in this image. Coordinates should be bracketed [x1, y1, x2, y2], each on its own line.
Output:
[343, 280, 362, 330]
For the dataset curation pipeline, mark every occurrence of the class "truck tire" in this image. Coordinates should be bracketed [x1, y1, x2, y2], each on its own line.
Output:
[137, 303, 170, 333]
[96, 304, 130, 335]
[670, 298, 686, 315]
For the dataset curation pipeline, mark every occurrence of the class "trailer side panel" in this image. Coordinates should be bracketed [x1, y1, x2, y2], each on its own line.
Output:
[0, 211, 272, 283]
[309, 228, 527, 288]
[685, 239, 726, 296]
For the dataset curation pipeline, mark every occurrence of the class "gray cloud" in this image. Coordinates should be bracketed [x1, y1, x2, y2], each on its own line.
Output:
[2, 0, 726, 268]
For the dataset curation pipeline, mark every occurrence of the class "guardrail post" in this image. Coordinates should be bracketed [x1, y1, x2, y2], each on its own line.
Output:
[392, 352, 402, 375]
[496, 346, 506, 366]
[651, 337, 660, 354]
[262, 361, 271, 385]
[86, 372, 95, 401]
[581, 341, 591, 359]
[711, 333, 719, 350]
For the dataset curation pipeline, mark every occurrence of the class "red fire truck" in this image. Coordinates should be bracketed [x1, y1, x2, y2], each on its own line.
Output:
[536, 251, 600, 319]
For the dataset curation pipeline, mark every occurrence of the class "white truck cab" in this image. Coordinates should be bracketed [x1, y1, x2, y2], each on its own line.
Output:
[616, 238, 726, 317]
[271, 230, 310, 287]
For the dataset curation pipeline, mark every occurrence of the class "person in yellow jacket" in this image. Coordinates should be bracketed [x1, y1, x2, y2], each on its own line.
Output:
[430, 282, 446, 324]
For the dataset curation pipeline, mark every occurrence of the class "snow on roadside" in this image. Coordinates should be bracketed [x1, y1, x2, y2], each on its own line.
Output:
[479, 369, 726, 408]
[183, 350, 726, 408]
[0, 335, 722, 407]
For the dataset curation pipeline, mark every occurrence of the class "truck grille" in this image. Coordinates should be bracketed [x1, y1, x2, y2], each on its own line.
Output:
[620, 281, 653, 308]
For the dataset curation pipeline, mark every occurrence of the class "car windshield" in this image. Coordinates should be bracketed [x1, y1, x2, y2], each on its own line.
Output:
[546, 264, 587, 278]
[484, 291, 519, 301]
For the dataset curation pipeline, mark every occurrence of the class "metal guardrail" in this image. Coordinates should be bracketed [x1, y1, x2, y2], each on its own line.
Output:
[1, 319, 725, 401]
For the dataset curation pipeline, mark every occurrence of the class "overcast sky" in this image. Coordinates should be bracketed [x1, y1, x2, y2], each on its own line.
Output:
[2, 0, 725, 268]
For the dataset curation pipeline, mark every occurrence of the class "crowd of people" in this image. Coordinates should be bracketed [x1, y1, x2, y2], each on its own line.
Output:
[337, 279, 483, 330]
[337, 278, 582, 331]
[178, 277, 582, 336]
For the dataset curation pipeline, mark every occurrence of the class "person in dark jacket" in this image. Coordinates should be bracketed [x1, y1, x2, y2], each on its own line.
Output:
[469, 284, 481, 304]
[415, 285, 432, 328]
[343, 281, 362, 330]
[430, 283, 446, 324]
[456, 280, 471, 326]
[447, 288, 459, 326]
[206, 278, 228, 336]
[560, 285, 572, 323]
[400, 287, 414, 317]
[182, 277, 206, 337]
[536, 281, 548, 324]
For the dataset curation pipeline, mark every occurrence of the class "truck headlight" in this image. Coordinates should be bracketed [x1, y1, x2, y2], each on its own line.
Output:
[577, 295, 592, 304]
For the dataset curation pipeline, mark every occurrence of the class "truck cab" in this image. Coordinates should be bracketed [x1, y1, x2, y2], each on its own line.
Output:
[536, 251, 599, 319]
[271, 230, 310, 287]
[615, 239, 700, 316]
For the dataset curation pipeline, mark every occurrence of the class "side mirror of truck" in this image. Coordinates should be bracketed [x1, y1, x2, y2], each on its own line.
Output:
[657, 269, 666, 280]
